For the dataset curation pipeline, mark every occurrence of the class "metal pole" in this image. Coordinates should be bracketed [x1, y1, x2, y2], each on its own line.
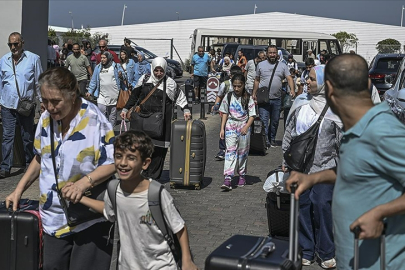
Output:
[121, 5, 127, 26]
[69, 11, 74, 30]
[402, 5, 404, 27]
[170, 39, 174, 59]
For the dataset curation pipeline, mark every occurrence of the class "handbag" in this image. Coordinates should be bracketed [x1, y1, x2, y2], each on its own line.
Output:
[116, 89, 131, 110]
[49, 118, 107, 227]
[12, 60, 35, 116]
[130, 81, 166, 140]
[283, 105, 329, 173]
[256, 60, 279, 105]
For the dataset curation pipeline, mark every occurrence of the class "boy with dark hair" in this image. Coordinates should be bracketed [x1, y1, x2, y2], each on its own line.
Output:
[79, 130, 197, 270]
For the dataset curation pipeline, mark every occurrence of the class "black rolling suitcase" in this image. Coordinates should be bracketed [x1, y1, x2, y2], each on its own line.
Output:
[353, 225, 386, 270]
[185, 78, 195, 103]
[0, 199, 43, 270]
[265, 168, 290, 237]
[170, 119, 206, 190]
[205, 185, 302, 270]
[250, 115, 267, 155]
[249, 106, 267, 155]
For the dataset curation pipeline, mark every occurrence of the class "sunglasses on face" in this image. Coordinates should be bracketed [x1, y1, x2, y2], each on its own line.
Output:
[7, 42, 19, 48]
[99, 46, 106, 48]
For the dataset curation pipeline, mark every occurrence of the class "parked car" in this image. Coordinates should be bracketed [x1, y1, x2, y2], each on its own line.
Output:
[369, 53, 405, 96]
[93, 45, 182, 78]
[384, 56, 405, 123]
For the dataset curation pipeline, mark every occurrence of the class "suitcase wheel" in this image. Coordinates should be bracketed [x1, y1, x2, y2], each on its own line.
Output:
[194, 184, 201, 190]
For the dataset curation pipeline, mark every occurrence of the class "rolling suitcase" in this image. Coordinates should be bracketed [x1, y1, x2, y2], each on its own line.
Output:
[0, 199, 43, 270]
[170, 119, 206, 190]
[265, 168, 290, 237]
[205, 185, 302, 270]
[249, 113, 267, 155]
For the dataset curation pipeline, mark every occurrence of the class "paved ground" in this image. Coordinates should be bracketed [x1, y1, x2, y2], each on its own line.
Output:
[0, 74, 325, 269]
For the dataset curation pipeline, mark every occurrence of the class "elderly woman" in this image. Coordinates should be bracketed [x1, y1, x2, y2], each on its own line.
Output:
[134, 51, 151, 86]
[282, 65, 342, 269]
[87, 51, 125, 127]
[6, 67, 116, 270]
[120, 57, 191, 179]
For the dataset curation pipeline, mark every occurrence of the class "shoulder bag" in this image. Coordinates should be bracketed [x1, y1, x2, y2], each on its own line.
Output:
[116, 65, 131, 110]
[49, 118, 108, 227]
[130, 80, 166, 140]
[12, 60, 35, 116]
[256, 60, 279, 105]
[283, 104, 329, 173]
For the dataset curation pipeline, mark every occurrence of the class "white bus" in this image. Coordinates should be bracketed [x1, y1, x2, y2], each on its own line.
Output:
[190, 28, 342, 62]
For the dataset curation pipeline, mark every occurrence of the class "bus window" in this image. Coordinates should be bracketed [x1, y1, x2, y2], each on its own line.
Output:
[282, 39, 301, 55]
[239, 38, 253, 45]
[328, 40, 341, 55]
[319, 40, 328, 53]
[253, 38, 269, 45]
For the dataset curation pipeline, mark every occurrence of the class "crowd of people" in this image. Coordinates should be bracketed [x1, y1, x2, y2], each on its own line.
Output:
[1, 30, 405, 270]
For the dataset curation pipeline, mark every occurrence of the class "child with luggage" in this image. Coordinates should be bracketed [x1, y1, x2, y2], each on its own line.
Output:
[212, 66, 243, 160]
[77, 130, 197, 270]
[219, 73, 256, 190]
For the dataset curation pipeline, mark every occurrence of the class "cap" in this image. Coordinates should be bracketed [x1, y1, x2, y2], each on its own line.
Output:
[307, 49, 313, 52]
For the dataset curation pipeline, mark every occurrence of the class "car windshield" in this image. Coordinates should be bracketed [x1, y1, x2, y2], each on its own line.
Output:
[376, 58, 401, 71]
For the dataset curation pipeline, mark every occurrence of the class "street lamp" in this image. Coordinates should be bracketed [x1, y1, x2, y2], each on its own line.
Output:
[176, 11, 180, 20]
[401, 5, 405, 27]
[69, 11, 74, 30]
[121, 4, 127, 26]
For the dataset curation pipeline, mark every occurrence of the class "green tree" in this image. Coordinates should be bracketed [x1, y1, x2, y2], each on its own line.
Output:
[331, 31, 358, 52]
[376, 38, 401, 54]
[49, 27, 109, 48]
[48, 27, 58, 43]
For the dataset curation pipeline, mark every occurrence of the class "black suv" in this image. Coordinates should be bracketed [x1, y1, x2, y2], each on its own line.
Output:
[93, 45, 183, 78]
[369, 53, 405, 95]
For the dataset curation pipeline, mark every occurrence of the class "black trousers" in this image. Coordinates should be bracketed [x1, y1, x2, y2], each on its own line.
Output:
[42, 221, 113, 270]
[143, 146, 168, 180]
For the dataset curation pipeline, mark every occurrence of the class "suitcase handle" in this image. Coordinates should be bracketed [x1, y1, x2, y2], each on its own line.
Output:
[288, 184, 299, 262]
[352, 223, 386, 270]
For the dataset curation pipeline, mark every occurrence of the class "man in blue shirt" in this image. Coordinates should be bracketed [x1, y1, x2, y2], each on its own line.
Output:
[287, 54, 405, 269]
[0, 32, 43, 178]
[190, 46, 213, 103]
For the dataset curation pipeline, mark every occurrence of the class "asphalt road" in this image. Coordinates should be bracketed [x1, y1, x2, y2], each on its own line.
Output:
[0, 73, 326, 269]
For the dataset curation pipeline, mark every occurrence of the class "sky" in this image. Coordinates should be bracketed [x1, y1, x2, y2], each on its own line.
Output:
[49, 0, 405, 29]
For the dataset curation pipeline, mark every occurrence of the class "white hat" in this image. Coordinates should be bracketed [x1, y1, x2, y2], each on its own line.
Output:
[307, 49, 313, 52]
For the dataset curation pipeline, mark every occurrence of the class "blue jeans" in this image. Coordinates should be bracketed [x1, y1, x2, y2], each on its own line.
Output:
[1, 106, 35, 172]
[299, 184, 335, 261]
[258, 98, 281, 145]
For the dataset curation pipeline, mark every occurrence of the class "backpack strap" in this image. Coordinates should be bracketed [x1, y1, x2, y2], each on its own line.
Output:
[107, 179, 120, 270]
[148, 180, 181, 263]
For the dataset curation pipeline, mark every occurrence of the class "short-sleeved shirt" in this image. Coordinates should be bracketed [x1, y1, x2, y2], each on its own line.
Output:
[34, 98, 115, 237]
[256, 60, 290, 99]
[191, 53, 211, 77]
[332, 102, 405, 269]
[65, 54, 90, 81]
[219, 93, 256, 122]
[103, 180, 184, 270]
[245, 59, 257, 91]
[217, 80, 233, 97]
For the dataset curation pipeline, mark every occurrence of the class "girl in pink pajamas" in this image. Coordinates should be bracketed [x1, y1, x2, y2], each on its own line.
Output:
[219, 74, 256, 191]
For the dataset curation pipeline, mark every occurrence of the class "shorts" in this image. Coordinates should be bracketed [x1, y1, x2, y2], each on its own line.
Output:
[193, 75, 207, 89]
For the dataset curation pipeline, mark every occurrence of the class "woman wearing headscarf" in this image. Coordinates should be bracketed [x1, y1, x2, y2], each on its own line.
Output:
[87, 51, 125, 127]
[120, 57, 191, 179]
[282, 65, 342, 269]
[134, 51, 151, 86]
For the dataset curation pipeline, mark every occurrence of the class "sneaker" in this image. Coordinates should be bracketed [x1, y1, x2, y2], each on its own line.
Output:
[320, 258, 336, 269]
[237, 177, 246, 187]
[270, 140, 278, 148]
[0, 170, 10, 179]
[302, 258, 314, 266]
[215, 150, 225, 161]
[221, 179, 232, 191]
